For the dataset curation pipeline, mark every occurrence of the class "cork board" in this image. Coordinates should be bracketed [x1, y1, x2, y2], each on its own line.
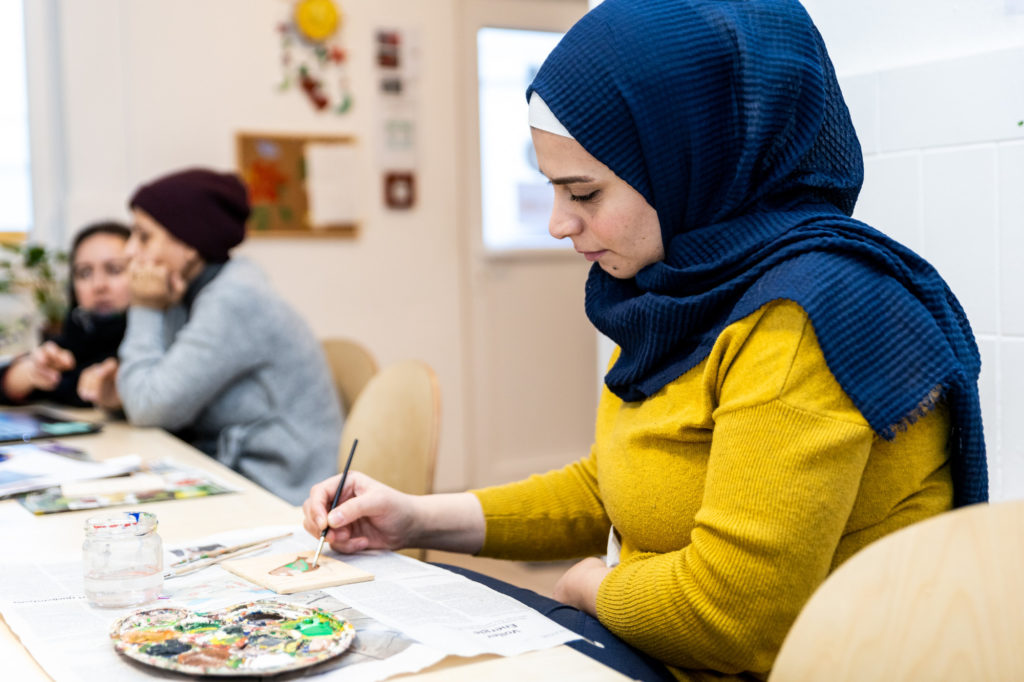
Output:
[236, 131, 359, 237]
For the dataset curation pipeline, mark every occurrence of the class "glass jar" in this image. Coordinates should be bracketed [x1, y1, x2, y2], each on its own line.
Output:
[82, 511, 163, 608]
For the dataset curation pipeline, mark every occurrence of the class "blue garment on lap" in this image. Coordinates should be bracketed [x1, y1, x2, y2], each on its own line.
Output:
[527, 0, 986, 505]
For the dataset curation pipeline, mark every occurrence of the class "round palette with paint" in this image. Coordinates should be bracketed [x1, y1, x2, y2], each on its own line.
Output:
[110, 600, 355, 676]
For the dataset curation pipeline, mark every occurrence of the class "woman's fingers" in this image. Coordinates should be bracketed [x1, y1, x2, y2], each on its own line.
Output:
[28, 342, 75, 389]
[301, 472, 408, 553]
[39, 342, 75, 371]
[302, 475, 339, 536]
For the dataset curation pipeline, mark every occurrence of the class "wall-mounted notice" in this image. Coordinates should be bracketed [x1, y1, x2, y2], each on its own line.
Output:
[375, 27, 419, 210]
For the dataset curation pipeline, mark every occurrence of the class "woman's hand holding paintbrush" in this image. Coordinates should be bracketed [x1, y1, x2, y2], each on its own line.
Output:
[301, 463, 487, 557]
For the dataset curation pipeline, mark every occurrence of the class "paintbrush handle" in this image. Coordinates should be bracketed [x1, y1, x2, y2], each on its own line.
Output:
[166, 541, 273, 579]
[169, 532, 292, 568]
[330, 439, 359, 516]
[313, 439, 359, 568]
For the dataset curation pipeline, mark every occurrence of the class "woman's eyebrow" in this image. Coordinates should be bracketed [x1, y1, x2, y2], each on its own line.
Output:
[550, 175, 596, 185]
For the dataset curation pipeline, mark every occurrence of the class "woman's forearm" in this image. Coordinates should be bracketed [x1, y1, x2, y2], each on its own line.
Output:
[408, 492, 486, 554]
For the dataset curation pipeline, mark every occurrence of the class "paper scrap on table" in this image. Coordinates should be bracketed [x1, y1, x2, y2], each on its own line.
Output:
[0, 447, 141, 498]
[61, 472, 167, 497]
[21, 458, 239, 515]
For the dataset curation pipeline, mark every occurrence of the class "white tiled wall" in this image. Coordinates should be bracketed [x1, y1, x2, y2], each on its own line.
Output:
[842, 46, 1024, 500]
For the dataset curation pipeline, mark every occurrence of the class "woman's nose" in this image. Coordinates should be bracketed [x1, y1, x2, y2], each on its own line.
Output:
[548, 206, 583, 240]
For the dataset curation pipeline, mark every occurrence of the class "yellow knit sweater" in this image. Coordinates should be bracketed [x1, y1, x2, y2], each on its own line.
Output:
[472, 300, 952, 681]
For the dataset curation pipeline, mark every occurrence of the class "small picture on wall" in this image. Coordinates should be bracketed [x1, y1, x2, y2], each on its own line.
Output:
[383, 171, 415, 210]
[380, 77, 403, 95]
[376, 30, 401, 68]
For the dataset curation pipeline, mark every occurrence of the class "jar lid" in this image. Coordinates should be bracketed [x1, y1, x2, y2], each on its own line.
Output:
[84, 511, 158, 536]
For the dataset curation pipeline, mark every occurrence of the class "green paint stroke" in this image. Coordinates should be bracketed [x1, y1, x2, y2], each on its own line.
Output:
[284, 557, 313, 572]
[183, 621, 220, 632]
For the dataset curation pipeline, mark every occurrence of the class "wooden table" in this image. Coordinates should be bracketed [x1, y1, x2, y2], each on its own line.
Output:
[0, 410, 626, 681]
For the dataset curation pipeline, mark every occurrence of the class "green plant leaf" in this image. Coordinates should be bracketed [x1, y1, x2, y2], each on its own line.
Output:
[24, 245, 47, 267]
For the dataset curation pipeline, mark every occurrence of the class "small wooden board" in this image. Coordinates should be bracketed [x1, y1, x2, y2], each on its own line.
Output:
[220, 551, 373, 594]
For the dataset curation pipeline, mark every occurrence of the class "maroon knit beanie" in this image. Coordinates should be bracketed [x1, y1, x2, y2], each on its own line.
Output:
[129, 168, 249, 263]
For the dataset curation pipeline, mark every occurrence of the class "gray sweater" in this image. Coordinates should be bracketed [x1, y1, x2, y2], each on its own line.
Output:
[117, 258, 343, 505]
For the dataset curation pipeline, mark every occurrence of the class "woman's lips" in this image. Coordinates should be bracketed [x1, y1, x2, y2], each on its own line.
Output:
[580, 250, 607, 262]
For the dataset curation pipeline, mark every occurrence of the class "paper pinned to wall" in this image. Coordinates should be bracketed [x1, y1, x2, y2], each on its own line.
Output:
[305, 142, 360, 228]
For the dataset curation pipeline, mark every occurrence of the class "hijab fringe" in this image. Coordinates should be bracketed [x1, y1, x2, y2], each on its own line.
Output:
[879, 384, 946, 441]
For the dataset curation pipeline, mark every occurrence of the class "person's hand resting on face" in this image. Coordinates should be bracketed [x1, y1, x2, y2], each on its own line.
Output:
[129, 259, 188, 310]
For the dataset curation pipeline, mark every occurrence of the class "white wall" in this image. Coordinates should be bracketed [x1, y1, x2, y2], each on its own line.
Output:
[804, 0, 1024, 499]
[803, 0, 1024, 74]
[40, 0, 472, 491]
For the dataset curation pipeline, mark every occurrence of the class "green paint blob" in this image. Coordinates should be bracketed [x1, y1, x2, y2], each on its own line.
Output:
[284, 558, 312, 572]
[299, 622, 335, 637]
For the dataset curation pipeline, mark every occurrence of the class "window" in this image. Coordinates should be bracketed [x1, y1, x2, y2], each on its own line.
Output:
[0, 0, 32, 235]
[477, 27, 567, 251]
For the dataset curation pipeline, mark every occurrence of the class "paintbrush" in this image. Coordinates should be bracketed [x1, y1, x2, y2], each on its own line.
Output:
[311, 438, 358, 568]
[169, 532, 293, 568]
[165, 541, 273, 579]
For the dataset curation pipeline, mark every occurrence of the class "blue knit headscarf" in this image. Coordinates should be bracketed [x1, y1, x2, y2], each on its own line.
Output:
[527, 0, 986, 506]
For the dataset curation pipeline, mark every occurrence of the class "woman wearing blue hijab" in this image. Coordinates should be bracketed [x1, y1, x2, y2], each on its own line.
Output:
[302, 1, 986, 678]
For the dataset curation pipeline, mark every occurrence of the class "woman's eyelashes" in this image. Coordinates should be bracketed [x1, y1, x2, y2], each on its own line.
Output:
[569, 189, 600, 203]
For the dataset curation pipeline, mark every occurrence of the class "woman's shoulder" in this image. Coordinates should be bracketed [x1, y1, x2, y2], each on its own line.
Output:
[192, 259, 308, 334]
[198, 258, 274, 302]
[215, 257, 267, 284]
[711, 299, 868, 425]
[712, 298, 811, 366]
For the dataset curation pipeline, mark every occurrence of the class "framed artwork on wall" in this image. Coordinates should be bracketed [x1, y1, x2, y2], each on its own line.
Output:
[236, 131, 360, 237]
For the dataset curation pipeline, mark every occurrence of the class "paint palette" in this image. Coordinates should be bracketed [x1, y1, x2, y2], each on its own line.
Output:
[110, 600, 355, 676]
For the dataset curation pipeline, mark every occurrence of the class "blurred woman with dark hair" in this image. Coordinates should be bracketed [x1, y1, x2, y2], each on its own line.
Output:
[1, 221, 131, 406]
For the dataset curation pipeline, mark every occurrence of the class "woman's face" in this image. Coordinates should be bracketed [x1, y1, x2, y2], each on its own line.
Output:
[532, 128, 664, 279]
[72, 232, 132, 313]
[127, 208, 201, 277]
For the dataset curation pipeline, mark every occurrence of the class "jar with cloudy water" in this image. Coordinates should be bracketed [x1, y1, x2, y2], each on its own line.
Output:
[82, 511, 163, 608]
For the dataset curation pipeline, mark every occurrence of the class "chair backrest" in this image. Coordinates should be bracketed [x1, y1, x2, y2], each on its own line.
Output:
[339, 359, 441, 499]
[769, 500, 1024, 682]
[321, 338, 379, 413]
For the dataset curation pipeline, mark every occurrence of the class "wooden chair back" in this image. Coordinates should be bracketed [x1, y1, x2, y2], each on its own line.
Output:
[770, 500, 1024, 682]
[321, 338, 379, 413]
[339, 359, 441, 499]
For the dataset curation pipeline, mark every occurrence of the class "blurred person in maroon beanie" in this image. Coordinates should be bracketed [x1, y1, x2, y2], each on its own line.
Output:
[81, 167, 344, 504]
